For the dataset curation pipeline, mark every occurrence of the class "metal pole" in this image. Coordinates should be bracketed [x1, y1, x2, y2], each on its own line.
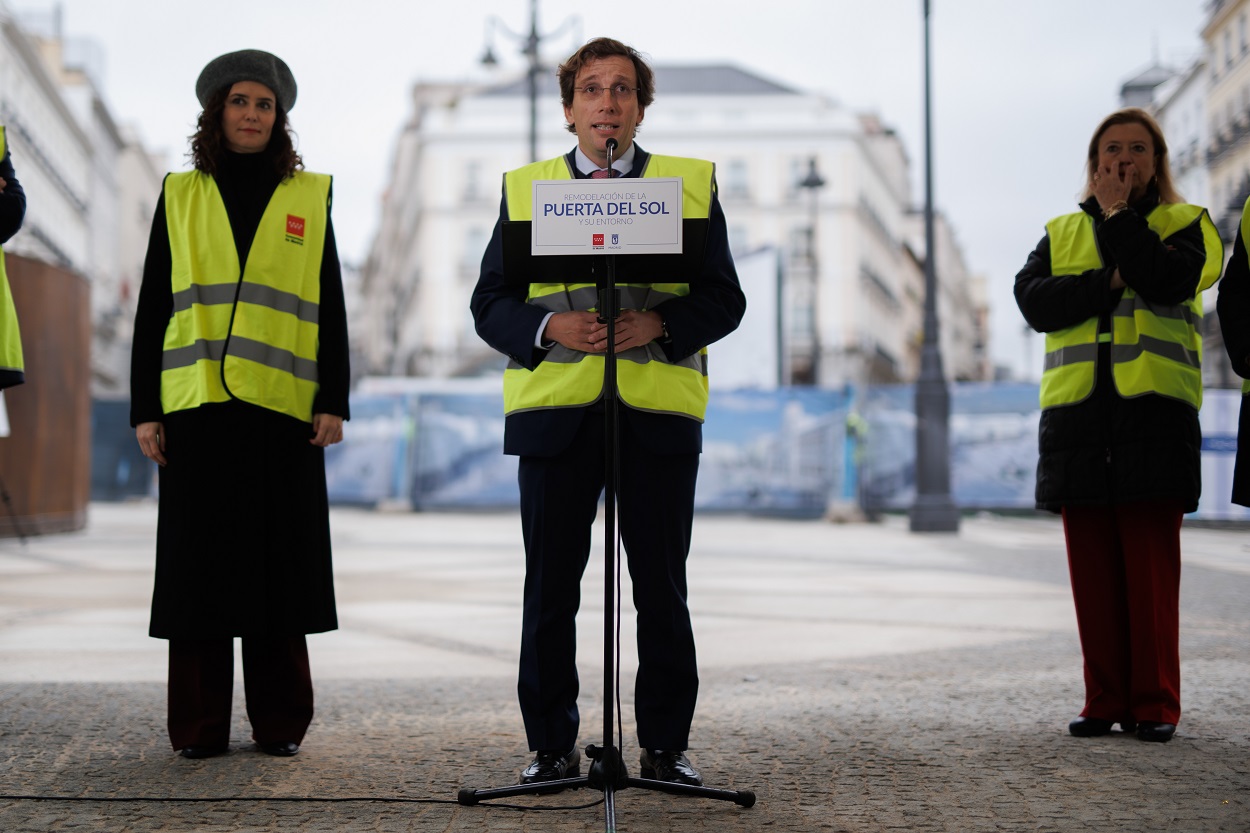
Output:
[797, 158, 825, 386]
[526, 0, 539, 162]
[909, 0, 960, 532]
[776, 250, 786, 386]
[482, 1, 578, 162]
[808, 169, 821, 385]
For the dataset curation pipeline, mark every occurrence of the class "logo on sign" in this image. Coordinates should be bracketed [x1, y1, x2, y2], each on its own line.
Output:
[286, 214, 306, 245]
[611, 234, 619, 245]
[592, 233, 604, 248]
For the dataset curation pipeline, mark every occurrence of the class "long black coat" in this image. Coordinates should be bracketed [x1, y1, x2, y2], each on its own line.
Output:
[130, 151, 350, 639]
[1014, 189, 1211, 513]
[1217, 214, 1250, 507]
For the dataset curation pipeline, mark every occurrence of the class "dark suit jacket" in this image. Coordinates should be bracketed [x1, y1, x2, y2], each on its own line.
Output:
[470, 146, 746, 457]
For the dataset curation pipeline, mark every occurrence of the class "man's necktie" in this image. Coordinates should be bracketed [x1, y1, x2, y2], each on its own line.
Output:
[591, 168, 618, 178]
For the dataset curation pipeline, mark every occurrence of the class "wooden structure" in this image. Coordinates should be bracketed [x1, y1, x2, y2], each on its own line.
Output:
[0, 252, 90, 537]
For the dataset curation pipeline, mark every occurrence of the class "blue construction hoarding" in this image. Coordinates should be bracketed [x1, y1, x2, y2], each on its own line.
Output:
[91, 381, 1250, 522]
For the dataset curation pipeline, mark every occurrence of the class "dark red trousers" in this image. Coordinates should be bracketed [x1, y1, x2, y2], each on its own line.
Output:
[167, 636, 314, 751]
[1061, 501, 1182, 725]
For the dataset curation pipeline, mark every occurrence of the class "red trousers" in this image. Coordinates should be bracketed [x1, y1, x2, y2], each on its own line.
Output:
[1061, 501, 1182, 725]
[167, 636, 314, 750]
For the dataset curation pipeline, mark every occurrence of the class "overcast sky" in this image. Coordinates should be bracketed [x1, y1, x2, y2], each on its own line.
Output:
[19, 0, 1208, 378]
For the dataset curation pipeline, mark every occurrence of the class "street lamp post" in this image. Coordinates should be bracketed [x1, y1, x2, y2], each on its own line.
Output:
[909, 0, 960, 532]
[481, 0, 577, 163]
[796, 157, 825, 385]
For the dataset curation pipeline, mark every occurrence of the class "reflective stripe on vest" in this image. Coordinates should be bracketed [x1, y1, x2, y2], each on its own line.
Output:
[500, 154, 714, 420]
[0, 125, 24, 387]
[1040, 203, 1222, 411]
[160, 169, 330, 422]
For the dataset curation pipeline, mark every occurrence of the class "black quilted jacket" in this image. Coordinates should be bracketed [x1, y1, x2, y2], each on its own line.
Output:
[1014, 187, 1210, 513]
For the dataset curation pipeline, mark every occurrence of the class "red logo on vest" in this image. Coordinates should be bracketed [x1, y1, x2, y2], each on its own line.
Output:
[286, 214, 306, 245]
[592, 233, 604, 247]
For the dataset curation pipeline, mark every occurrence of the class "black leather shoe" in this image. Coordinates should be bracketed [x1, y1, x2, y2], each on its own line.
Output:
[179, 745, 226, 759]
[640, 749, 703, 786]
[1068, 716, 1135, 737]
[519, 747, 580, 784]
[258, 741, 300, 757]
[1136, 721, 1176, 743]
[1068, 716, 1114, 737]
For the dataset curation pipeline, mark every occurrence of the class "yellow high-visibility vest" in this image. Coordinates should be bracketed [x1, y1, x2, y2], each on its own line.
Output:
[161, 169, 330, 422]
[501, 154, 714, 420]
[0, 125, 24, 389]
[1040, 203, 1222, 410]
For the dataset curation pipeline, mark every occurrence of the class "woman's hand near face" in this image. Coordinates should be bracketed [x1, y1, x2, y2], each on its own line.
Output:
[310, 413, 344, 447]
[1093, 161, 1134, 213]
[136, 421, 167, 467]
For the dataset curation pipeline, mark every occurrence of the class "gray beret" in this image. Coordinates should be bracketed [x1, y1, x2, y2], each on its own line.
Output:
[195, 49, 297, 112]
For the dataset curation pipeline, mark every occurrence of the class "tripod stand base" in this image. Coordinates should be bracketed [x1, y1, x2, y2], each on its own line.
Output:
[626, 776, 756, 807]
[457, 778, 755, 808]
[457, 777, 584, 805]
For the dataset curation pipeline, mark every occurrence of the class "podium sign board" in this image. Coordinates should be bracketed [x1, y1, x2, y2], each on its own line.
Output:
[530, 177, 683, 256]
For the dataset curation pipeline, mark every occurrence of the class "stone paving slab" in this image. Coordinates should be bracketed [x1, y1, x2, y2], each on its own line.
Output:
[0, 504, 1246, 831]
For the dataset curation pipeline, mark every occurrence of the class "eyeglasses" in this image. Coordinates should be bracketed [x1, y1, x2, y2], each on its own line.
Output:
[574, 84, 640, 100]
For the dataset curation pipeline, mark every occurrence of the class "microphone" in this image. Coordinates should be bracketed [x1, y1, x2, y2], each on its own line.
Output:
[597, 137, 621, 325]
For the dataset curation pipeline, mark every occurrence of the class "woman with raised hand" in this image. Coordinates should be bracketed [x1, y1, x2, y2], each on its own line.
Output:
[1014, 107, 1221, 744]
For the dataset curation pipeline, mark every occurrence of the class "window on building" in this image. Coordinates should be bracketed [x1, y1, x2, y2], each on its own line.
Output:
[463, 160, 482, 202]
[462, 226, 489, 275]
[1241, 14, 1247, 52]
[789, 224, 813, 261]
[728, 224, 750, 258]
[791, 297, 815, 339]
[1227, 30, 1234, 68]
[787, 157, 809, 199]
[723, 158, 749, 199]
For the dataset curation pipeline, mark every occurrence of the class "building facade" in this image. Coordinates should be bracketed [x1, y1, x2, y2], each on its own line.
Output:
[356, 63, 989, 389]
[0, 4, 163, 396]
[1204, 0, 1250, 232]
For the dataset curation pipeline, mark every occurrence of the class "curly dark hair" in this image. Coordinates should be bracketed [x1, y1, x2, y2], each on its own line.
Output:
[557, 37, 655, 135]
[188, 85, 303, 179]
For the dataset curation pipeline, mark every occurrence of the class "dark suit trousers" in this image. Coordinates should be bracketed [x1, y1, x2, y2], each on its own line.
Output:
[167, 636, 314, 750]
[1061, 500, 1182, 725]
[517, 408, 700, 752]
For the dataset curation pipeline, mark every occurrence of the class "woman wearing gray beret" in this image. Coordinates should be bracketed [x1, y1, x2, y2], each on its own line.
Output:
[130, 49, 350, 759]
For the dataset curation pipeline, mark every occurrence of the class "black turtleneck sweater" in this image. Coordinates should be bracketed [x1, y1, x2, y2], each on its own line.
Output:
[130, 150, 350, 425]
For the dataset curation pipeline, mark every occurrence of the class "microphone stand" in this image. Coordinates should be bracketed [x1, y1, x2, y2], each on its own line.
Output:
[586, 137, 628, 802]
[458, 139, 755, 828]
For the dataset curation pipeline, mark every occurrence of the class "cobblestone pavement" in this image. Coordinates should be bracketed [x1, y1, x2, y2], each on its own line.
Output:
[0, 503, 1246, 832]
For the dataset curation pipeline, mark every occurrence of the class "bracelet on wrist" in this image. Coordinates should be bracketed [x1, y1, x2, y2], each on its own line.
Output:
[1102, 200, 1129, 220]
